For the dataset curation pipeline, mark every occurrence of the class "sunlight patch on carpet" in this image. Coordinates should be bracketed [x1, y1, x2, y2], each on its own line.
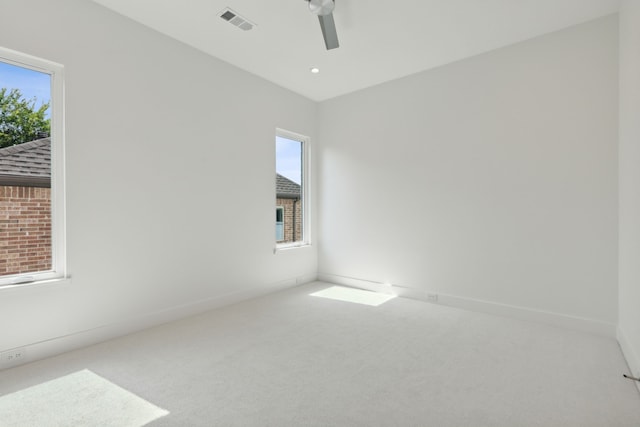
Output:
[0, 369, 169, 427]
[310, 286, 396, 306]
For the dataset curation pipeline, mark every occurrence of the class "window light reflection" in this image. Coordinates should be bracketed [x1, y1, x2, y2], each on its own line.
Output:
[310, 286, 396, 306]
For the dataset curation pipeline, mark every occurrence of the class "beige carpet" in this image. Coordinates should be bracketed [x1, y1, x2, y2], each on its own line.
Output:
[0, 369, 168, 426]
[0, 282, 638, 426]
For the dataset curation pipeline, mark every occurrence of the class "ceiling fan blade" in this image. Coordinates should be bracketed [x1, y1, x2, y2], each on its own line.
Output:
[318, 13, 339, 50]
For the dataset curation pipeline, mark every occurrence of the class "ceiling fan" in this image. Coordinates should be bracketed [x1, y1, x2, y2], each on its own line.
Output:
[306, 0, 339, 50]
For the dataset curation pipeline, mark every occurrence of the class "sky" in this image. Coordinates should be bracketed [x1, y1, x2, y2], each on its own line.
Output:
[276, 136, 302, 184]
[0, 61, 51, 117]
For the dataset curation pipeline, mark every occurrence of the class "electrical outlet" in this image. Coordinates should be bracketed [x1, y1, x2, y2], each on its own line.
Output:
[427, 293, 439, 303]
[1, 347, 27, 366]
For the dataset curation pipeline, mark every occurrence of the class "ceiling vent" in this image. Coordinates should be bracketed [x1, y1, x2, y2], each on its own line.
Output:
[219, 8, 255, 31]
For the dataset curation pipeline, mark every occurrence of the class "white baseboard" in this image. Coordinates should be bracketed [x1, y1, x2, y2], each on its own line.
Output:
[1, 275, 316, 371]
[318, 273, 616, 337]
[617, 326, 640, 394]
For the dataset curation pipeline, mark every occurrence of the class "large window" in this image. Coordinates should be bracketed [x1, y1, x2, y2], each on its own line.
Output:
[0, 47, 65, 287]
[275, 129, 309, 248]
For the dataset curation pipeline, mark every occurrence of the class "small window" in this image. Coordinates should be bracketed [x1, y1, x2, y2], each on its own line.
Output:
[275, 129, 309, 248]
[276, 206, 284, 242]
[0, 47, 65, 287]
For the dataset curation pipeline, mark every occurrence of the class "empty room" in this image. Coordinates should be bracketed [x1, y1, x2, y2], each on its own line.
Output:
[1, 0, 639, 425]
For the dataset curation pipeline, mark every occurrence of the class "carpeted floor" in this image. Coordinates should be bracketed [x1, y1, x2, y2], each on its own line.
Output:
[0, 282, 638, 426]
[0, 369, 168, 426]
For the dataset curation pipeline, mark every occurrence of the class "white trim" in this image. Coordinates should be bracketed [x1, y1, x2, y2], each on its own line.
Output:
[0, 275, 318, 371]
[0, 277, 71, 294]
[318, 273, 617, 337]
[274, 242, 313, 254]
[50, 53, 67, 283]
[0, 46, 66, 288]
[617, 326, 640, 394]
[0, 46, 61, 75]
[275, 128, 311, 249]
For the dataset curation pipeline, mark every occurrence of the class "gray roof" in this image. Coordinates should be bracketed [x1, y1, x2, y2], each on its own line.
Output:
[276, 173, 301, 199]
[0, 138, 51, 187]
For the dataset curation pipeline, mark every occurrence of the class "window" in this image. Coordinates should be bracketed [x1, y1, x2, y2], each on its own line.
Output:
[0, 47, 65, 287]
[275, 129, 309, 248]
[275, 206, 284, 242]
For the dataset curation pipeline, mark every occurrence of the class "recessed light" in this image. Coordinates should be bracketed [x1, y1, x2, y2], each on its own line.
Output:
[310, 67, 320, 74]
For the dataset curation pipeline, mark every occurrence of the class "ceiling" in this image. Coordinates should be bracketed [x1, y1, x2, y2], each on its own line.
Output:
[91, 0, 620, 102]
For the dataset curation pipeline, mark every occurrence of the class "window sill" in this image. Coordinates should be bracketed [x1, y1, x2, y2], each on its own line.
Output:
[274, 242, 312, 254]
[0, 277, 72, 293]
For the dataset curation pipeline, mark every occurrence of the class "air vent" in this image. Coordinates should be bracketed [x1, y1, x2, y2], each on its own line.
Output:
[219, 8, 255, 31]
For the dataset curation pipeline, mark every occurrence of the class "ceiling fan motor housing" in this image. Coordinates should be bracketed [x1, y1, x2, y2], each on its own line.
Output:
[309, 0, 335, 16]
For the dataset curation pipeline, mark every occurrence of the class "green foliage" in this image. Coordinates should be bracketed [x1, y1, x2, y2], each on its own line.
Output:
[0, 87, 50, 148]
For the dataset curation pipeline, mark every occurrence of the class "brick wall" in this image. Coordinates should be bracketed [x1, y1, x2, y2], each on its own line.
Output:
[277, 197, 302, 243]
[0, 185, 52, 276]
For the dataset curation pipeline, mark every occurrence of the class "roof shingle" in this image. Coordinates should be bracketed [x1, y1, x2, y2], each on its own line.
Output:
[276, 174, 301, 198]
[0, 138, 51, 187]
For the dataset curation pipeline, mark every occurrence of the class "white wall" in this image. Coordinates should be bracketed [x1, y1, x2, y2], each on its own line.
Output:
[0, 0, 317, 353]
[318, 16, 618, 330]
[0, 1, 626, 364]
[618, 0, 640, 383]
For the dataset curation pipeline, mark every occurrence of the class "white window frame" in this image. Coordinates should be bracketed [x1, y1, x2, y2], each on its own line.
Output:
[0, 46, 66, 288]
[275, 128, 311, 251]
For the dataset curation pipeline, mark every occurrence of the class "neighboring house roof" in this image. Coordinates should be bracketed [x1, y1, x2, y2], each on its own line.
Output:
[0, 138, 51, 188]
[276, 173, 301, 199]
